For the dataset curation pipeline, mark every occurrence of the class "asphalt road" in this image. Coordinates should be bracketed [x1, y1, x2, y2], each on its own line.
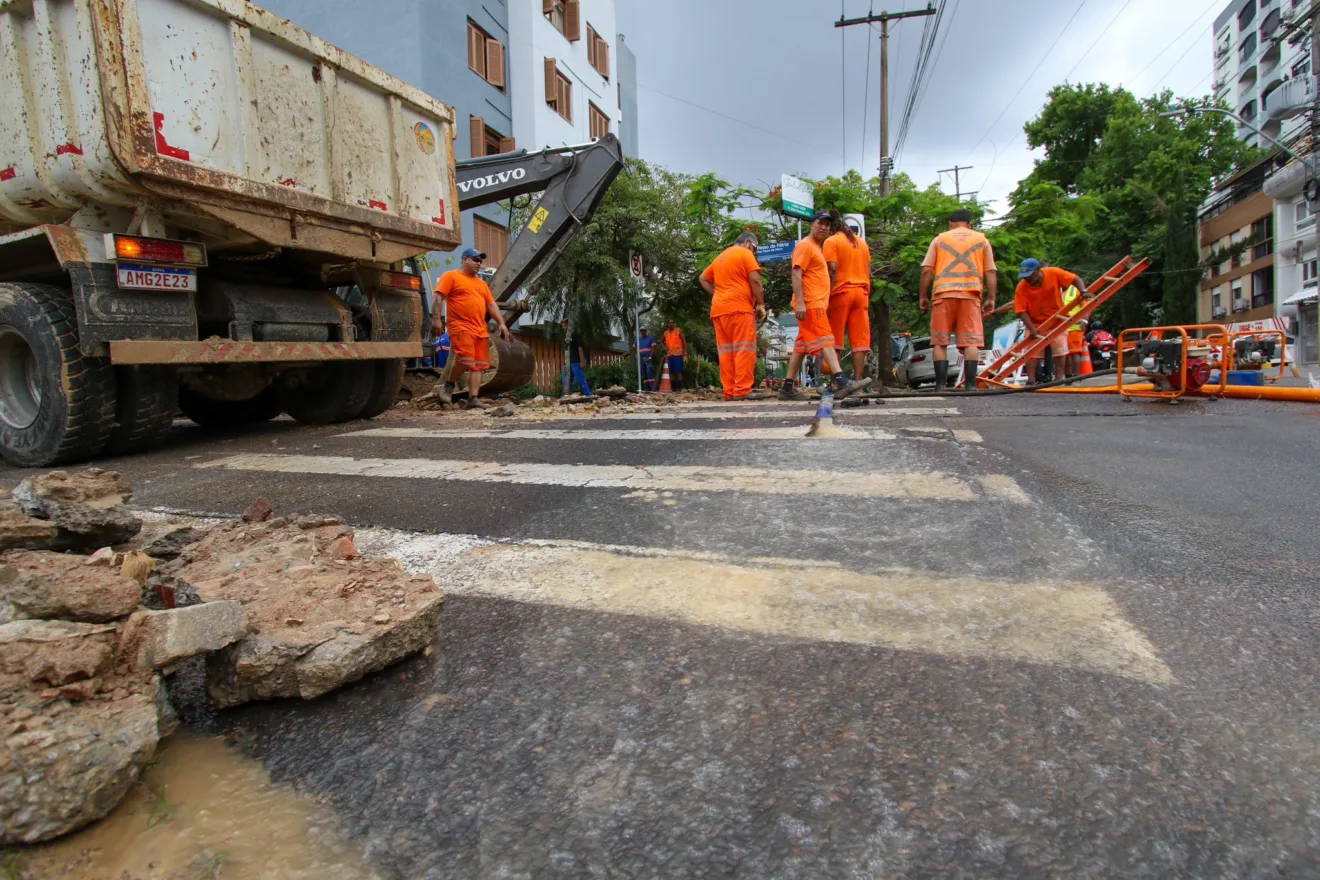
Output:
[9, 390, 1320, 878]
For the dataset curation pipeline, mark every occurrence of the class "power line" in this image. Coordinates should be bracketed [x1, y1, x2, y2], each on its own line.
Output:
[841, 0, 847, 171]
[861, 2, 874, 171]
[636, 84, 821, 151]
[1128, 0, 1222, 88]
[1063, 0, 1137, 83]
[899, 0, 961, 162]
[961, 0, 1092, 164]
[1149, 22, 1213, 94]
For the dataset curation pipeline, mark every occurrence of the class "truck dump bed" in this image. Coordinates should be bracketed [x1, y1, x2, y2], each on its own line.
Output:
[0, 0, 461, 262]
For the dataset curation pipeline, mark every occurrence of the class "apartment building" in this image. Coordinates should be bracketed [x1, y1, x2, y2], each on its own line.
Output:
[1199, 156, 1277, 325]
[508, 0, 624, 151]
[1213, 0, 1311, 149]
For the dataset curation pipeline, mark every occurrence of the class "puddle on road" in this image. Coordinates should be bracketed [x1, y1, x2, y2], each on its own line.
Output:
[15, 732, 377, 880]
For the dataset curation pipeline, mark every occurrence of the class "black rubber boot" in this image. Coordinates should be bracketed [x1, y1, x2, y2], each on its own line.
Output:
[933, 359, 949, 388]
[963, 361, 978, 390]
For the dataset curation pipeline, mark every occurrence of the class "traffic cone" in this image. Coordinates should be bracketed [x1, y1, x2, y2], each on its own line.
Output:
[656, 358, 673, 393]
[1079, 354, 1094, 375]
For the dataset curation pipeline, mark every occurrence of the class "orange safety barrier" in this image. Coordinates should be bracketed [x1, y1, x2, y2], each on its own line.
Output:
[976, 255, 1151, 389]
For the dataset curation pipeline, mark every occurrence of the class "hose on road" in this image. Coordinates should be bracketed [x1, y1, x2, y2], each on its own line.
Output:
[863, 368, 1118, 400]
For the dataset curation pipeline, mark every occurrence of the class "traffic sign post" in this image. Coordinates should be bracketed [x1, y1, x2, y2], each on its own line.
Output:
[780, 174, 814, 221]
[630, 253, 644, 392]
[756, 241, 796, 264]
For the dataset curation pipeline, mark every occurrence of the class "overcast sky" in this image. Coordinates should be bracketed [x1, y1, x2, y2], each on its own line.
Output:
[617, 0, 1223, 216]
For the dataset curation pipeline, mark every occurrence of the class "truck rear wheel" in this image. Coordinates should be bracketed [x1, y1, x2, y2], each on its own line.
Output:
[103, 366, 179, 455]
[354, 359, 406, 420]
[278, 362, 374, 425]
[179, 386, 282, 429]
[0, 283, 116, 467]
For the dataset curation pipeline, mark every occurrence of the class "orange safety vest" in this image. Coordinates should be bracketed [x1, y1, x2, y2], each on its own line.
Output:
[663, 328, 685, 356]
[931, 228, 990, 299]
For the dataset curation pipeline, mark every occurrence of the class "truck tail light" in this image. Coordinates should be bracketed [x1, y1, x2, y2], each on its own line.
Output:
[105, 234, 207, 266]
[384, 272, 423, 292]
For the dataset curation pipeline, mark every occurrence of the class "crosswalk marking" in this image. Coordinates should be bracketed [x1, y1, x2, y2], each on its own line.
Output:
[196, 453, 1032, 502]
[554, 406, 960, 421]
[342, 427, 897, 441]
[348, 529, 1172, 685]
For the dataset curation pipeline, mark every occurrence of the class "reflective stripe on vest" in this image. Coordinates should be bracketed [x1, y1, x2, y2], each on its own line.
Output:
[931, 230, 988, 297]
[1063, 285, 1084, 331]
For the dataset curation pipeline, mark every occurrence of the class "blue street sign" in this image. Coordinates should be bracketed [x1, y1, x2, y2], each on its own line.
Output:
[757, 240, 796, 264]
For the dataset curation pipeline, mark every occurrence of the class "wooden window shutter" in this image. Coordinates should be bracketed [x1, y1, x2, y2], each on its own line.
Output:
[469, 115, 485, 158]
[499, 136, 516, 153]
[599, 39, 609, 79]
[486, 39, 505, 88]
[544, 58, 558, 103]
[542, 0, 554, 14]
[566, 0, 581, 41]
[467, 23, 485, 77]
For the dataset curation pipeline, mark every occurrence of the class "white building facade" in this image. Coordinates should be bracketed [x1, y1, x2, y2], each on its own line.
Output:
[1213, 0, 1311, 149]
[508, 0, 625, 152]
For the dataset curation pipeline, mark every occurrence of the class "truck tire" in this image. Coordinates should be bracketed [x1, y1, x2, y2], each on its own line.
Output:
[354, 359, 406, 421]
[179, 386, 282, 429]
[279, 362, 374, 425]
[0, 283, 116, 467]
[103, 366, 178, 455]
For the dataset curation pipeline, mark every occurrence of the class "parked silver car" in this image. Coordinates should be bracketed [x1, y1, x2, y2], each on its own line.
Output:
[893, 335, 965, 389]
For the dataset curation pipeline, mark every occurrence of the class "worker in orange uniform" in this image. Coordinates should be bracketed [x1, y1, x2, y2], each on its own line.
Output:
[779, 212, 871, 401]
[700, 231, 768, 400]
[823, 217, 874, 385]
[919, 209, 998, 390]
[1062, 284, 1088, 378]
[432, 247, 511, 409]
[1013, 258, 1087, 384]
[662, 320, 687, 390]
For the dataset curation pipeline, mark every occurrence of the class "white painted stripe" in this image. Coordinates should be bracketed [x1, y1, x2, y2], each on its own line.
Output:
[978, 474, 1032, 504]
[197, 453, 995, 501]
[342, 427, 897, 441]
[952, 429, 984, 444]
[345, 529, 1171, 684]
[582, 407, 959, 421]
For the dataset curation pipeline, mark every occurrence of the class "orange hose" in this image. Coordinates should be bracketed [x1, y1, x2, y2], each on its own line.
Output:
[1034, 382, 1320, 402]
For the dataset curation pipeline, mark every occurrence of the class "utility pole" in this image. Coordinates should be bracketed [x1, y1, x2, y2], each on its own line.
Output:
[836, 5, 936, 383]
[1311, 0, 1319, 357]
[937, 164, 974, 201]
[836, 5, 936, 196]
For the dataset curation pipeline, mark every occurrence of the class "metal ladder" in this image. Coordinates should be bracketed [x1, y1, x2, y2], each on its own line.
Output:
[974, 256, 1150, 389]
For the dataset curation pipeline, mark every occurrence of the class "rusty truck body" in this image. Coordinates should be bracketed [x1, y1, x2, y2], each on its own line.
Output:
[0, 0, 462, 465]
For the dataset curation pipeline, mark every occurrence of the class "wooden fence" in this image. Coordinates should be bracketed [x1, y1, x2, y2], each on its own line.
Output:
[514, 332, 628, 392]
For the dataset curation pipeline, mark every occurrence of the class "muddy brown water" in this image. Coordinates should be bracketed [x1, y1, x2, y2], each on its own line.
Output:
[13, 732, 377, 880]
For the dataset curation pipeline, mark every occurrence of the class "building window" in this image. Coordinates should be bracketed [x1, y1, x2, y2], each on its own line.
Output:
[544, 59, 572, 122]
[469, 116, 514, 159]
[1297, 199, 1316, 230]
[473, 216, 509, 268]
[1212, 289, 1223, 313]
[1239, 32, 1257, 62]
[1239, 2, 1255, 30]
[1293, 56, 1311, 79]
[589, 102, 610, 140]
[586, 25, 610, 80]
[1231, 229, 1244, 268]
[544, 0, 580, 41]
[1252, 215, 1273, 261]
[467, 21, 506, 90]
[1232, 284, 1245, 311]
[1252, 268, 1275, 308]
[1304, 259, 1319, 288]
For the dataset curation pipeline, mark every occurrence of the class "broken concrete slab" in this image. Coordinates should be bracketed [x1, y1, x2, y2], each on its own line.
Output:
[160, 515, 441, 708]
[141, 526, 201, 561]
[242, 498, 274, 523]
[11, 469, 142, 549]
[0, 502, 60, 552]
[2, 551, 142, 623]
[0, 618, 117, 688]
[119, 601, 248, 670]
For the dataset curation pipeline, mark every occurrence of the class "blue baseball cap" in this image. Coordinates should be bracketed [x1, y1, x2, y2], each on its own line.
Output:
[1018, 258, 1042, 279]
[461, 247, 486, 261]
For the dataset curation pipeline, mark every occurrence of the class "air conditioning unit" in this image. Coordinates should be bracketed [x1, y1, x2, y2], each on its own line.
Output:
[1213, 306, 1228, 318]
[1233, 298, 1250, 312]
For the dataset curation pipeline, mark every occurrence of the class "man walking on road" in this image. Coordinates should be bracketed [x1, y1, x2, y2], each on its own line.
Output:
[663, 320, 687, 390]
[919, 209, 997, 390]
[561, 320, 593, 398]
[1013, 258, 1087, 384]
[780, 212, 871, 401]
[701, 231, 767, 400]
[637, 326, 657, 391]
[432, 248, 511, 409]
[823, 217, 873, 383]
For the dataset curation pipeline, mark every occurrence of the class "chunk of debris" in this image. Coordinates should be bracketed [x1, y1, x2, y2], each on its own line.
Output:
[2, 551, 141, 623]
[241, 498, 275, 523]
[11, 469, 141, 549]
[490, 402, 518, 418]
[119, 601, 248, 670]
[141, 526, 201, 561]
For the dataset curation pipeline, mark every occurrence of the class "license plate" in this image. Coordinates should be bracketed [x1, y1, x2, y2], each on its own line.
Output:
[116, 263, 197, 292]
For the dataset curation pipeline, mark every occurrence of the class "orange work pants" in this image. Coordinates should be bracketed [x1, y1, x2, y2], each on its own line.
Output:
[713, 312, 758, 399]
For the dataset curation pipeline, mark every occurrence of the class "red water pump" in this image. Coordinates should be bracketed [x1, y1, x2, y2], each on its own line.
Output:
[1135, 339, 1213, 393]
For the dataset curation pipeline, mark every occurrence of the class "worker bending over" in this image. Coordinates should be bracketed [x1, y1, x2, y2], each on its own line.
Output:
[432, 248, 511, 409]
[780, 212, 871, 401]
[1013, 258, 1087, 384]
[919, 209, 997, 390]
[823, 217, 874, 384]
[700, 231, 768, 400]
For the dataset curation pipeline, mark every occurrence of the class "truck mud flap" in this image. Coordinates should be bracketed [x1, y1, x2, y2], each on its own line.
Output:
[69, 264, 198, 357]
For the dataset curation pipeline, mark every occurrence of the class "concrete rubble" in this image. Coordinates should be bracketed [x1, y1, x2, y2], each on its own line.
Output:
[0, 470, 445, 846]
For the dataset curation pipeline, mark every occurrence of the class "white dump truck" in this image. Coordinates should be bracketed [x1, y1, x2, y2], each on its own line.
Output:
[0, 0, 462, 465]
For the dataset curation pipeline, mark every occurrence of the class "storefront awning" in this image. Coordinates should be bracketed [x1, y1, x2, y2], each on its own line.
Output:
[1282, 289, 1318, 307]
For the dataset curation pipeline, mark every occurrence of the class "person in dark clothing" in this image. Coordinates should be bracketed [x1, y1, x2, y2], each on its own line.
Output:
[561, 320, 593, 397]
